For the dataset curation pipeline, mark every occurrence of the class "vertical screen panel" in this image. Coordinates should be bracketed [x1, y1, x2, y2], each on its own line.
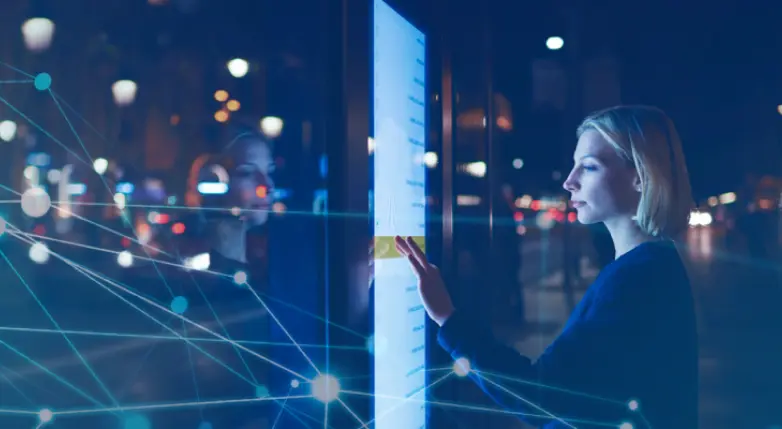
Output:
[371, 0, 428, 427]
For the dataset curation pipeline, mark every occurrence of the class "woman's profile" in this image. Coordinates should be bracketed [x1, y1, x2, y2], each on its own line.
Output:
[396, 105, 698, 429]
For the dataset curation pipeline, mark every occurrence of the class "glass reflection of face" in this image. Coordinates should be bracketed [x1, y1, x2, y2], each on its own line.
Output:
[226, 137, 275, 226]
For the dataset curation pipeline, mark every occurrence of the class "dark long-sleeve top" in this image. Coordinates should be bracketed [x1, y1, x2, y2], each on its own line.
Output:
[438, 239, 698, 429]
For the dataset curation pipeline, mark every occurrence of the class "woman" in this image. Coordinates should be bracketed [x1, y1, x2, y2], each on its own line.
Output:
[202, 127, 275, 271]
[396, 105, 698, 429]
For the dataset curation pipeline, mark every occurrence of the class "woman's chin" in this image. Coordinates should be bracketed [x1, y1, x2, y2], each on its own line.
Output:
[576, 210, 597, 225]
[245, 212, 269, 226]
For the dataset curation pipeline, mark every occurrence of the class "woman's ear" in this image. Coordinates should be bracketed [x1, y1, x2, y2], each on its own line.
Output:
[633, 175, 643, 192]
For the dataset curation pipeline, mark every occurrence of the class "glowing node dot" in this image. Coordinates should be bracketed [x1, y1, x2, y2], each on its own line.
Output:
[627, 399, 639, 411]
[619, 422, 633, 429]
[38, 408, 53, 423]
[290, 379, 300, 389]
[311, 374, 340, 403]
[117, 250, 133, 268]
[255, 384, 270, 398]
[197, 422, 213, 429]
[453, 357, 471, 377]
[21, 187, 51, 218]
[0, 217, 6, 236]
[233, 270, 248, 285]
[34, 73, 52, 91]
[29, 242, 49, 264]
[170, 296, 188, 314]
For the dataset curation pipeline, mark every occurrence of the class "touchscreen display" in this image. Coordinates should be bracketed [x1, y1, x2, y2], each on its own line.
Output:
[372, 0, 428, 427]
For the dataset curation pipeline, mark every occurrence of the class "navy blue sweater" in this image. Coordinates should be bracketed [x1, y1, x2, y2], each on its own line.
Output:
[438, 240, 698, 429]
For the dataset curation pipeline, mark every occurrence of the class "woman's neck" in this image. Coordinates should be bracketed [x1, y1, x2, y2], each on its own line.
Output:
[207, 219, 247, 264]
[603, 216, 657, 259]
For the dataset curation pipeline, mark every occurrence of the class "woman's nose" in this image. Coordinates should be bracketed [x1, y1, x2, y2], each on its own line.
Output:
[562, 173, 578, 192]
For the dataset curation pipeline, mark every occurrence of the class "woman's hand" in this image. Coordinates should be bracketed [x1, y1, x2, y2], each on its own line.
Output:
[394, 236, 455, 327]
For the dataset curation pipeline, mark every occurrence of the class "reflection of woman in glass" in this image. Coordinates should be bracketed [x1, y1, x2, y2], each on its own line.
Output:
[396, 106, 698, 429]
[204, 128, 275, 271]
[157, 127, 280, 429]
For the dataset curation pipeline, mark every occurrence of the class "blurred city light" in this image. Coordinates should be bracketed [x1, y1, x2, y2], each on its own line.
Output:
[47, 169, 60, 184]
[113, 193, 126, 210]
[116, 182, 134, 194]
[456, 195, 481, 206]
[198, 182, 228, 194]
[112, 80, 138, 106]
[512, 158, 524, 169]
[689, 210, 713, 227]
[0, 120, 17, 142]
[423, 152, 438, 168]
[226, 100, 241, 111]
[214, 90, 229, 102]
[184, 253, 210, 271]
[214, 110, 229, 123]
[777, 105, 782, 115]
[227, 58, 249, 78]
[546, 36, 564, 50]
[461, 161, 487, 178]
[23, 165, 39, 182]
[718, 192, 736, 204]
[367, 137, 375, 154]
[516, 194, 533, 208]
[21, 18, 55, 52]
[171, 222, 186, 235]
[93, 158, 108, 175]
[260, 116, 283, 138]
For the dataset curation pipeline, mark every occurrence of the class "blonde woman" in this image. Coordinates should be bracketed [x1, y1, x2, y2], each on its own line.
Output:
[396, 105, 698, 429]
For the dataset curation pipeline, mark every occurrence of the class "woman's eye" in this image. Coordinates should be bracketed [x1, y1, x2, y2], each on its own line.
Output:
[582, 164, 598, 172]
[235, 167, 254, 177]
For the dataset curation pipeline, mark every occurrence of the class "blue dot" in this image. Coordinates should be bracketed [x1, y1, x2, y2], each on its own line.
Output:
[123, 413, 151, 429]
[34, 73, 52, 91]
[198, 422, 213, 429]
[170, 296, 188, 314]
[366, 335, 375, 354]
[255, 384, 270, 398]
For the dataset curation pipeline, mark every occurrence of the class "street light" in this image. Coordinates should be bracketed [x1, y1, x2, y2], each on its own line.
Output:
[0, 120, 17, 142]
[93, 158, 108, 175]
[227, 58, 249, 78]
[260, 116, 283, 138]
[21, 18, 55, 53]
[112, 80, 138, 106]
[546, 36, 564, 50]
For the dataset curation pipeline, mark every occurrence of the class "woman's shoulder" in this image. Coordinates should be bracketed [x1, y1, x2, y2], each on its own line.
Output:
[607, 240, 685, 276]
[594, 240, 690, 301]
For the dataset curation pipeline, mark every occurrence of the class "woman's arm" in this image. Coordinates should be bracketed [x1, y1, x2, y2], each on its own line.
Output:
[437, 298, 640, 428]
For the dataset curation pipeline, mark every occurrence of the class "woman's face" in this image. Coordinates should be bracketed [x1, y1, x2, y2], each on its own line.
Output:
[227, 139, 275, 226]
[562, 130, 639, 225]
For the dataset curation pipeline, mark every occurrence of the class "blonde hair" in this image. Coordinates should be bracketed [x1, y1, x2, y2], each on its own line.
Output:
[577, 105, 693, 237]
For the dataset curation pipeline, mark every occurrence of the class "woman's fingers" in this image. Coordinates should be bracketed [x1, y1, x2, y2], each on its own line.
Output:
[395, 236, 426, 277]
[405, 236, 430, 271]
